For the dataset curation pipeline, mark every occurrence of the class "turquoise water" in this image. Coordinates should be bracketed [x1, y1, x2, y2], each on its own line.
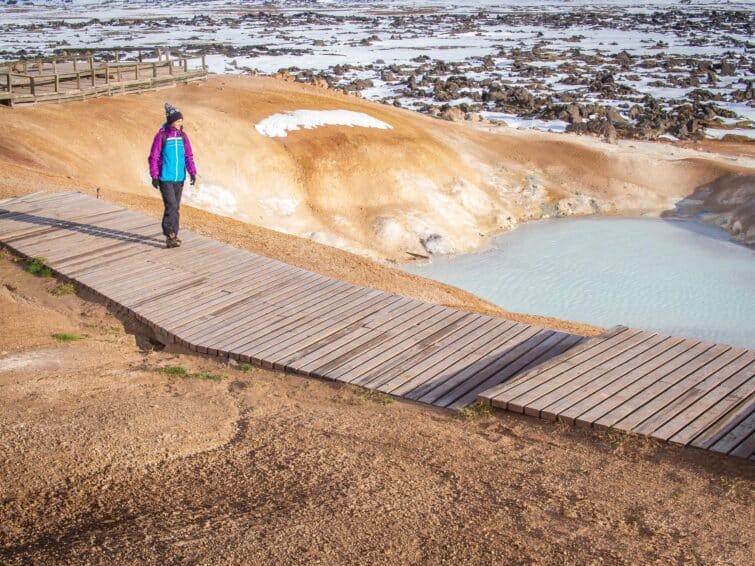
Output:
[403, 217, 755, 349]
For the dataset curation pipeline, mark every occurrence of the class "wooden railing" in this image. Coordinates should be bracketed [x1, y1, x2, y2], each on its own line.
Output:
[0, 49, 207, 95]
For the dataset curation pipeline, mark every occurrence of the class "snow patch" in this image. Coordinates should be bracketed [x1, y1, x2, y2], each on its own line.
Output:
[184, 184, 240, 217]
[260, 196, 300, 216]
[255, 110, 392, 138]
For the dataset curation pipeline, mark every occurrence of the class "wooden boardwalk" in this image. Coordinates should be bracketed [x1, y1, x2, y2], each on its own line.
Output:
[1, 51, 206, 107]
[0, 192, 582, 410]
[479, 326, 755, 459]
[1, 192, 752, 459]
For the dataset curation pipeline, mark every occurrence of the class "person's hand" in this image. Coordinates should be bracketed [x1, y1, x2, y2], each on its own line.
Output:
[151, 178, 159, 189]
[190, 175, 196, 186]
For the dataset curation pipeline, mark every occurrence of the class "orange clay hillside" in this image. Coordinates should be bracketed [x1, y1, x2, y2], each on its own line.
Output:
[0, 75, 752, 260]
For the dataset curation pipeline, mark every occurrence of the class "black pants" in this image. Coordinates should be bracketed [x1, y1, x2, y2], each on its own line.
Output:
[159, 181, 184, 237]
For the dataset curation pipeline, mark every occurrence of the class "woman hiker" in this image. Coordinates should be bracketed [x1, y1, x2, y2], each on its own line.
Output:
[148, 102, 197, 248]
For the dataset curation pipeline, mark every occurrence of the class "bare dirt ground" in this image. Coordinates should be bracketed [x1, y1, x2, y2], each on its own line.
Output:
[1, 244, 754, 564]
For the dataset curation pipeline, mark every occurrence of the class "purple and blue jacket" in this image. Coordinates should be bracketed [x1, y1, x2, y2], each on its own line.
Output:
[148, 125, 197, 183]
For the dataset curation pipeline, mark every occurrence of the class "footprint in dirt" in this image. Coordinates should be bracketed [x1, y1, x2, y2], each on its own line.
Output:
[228, 380, 248, 394]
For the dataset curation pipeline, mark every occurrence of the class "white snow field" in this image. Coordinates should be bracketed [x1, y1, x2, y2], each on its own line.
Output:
[255, 110, 392, 137]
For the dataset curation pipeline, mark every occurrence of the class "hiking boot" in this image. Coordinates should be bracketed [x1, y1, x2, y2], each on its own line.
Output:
[166, 234, 180, 248]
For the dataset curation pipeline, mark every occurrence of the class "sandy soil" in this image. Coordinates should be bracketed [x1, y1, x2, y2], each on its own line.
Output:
[0, 250, 753, 564]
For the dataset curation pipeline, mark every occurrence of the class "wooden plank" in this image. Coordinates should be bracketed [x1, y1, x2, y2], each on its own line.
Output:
[177, 273, 338, 352]
[205, 280, 362, 354]
[609, 344, 735, 433]
[176, 271, 332, 346]
[96, 266, 189, 303]
[690, 391, 755, 450]
[94, 264, 191, 300]
[190, 265, 319, 319]
[35, 216, 168, 253]
[161, 260, 303, 335]
[218, 282, 370, 357]
[370, 317, 511, 396]
[709, 413, 755, 456]
[352, 312, 487, 390]
[0, 191, 63, 207]
[414, 322, 537, 404]
[668, 362, 755, 446]
[519, 331, 659, 417]
[307, 304, 448, 379]
[536, 334, 679, 420]
[0, 192, 109, 219]
[2, 207, 130, 246]
[556, 338, 697, 426]
[635, 352, 754, 439]
[479, 326, 630, 403]
[164, 264, 322, 343]
[725, 428, 755, 459]
[502, 329, 647, 413]
[57, 229, 169, 274]
[53, 225, 166, 268]
[270, 295, 411, 371]
[571, 341, 711, 428]
[66, 236, 217, 277]
[452, 333, 585, 409]
[449, 330, 568, 410]
[74, 259, 166, 290]
[228, 286, 378, 358]
[249, 288, 393, 363]
[0, 192, 87, 214]
[0, 195, 113, 239]
[19, 214, 160, 259]
[122, 275, 209, 311]
[287, 299, 432, 374]
[590, 343, 727, 431]
[137, 252, 279, 321]
[343, 310, 479, 386]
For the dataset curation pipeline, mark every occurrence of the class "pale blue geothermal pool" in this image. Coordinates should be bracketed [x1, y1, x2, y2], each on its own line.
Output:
[403, 218, 755, 349]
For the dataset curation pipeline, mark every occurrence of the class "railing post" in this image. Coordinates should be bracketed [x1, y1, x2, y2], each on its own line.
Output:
[7, 73, 12, 93]
[29, 76, 35, 95]
[135, 62, 139, 80]
[73, 58, 78, 73]
[116, 63, 121, 82]
[54, 73, 59, 93]
[89, 56, 95, 86]
[76, 72, 81, 90]
[201, 53, 206, 72]
[183, 57, 188, 73]
[105, 63, 110, 84]
[169, 59, 174, 76]
[152, 62, 157, 78]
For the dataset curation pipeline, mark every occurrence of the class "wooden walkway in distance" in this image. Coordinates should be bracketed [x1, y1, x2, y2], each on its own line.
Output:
[1, 192, 753, 460]
[479, 326, 755, 459]
[0, 191, 582, 410]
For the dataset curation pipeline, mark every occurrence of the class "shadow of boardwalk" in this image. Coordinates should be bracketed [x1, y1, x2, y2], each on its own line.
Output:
[0, 209, 165, 249]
